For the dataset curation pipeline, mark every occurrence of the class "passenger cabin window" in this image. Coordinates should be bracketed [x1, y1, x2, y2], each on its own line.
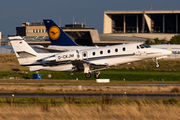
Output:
[100, 51, 103, 54]
[123, 47, 126, 51]
[139, 44, 151, 49]
[92, 52, 95, 56]
[115, 48, 118, 52]
[108, 50, 110, 53]
[83, 53, 86, 57]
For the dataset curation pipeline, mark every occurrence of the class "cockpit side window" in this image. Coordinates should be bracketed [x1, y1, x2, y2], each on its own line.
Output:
[137, 46, 140, 49]
[143, 44, 151, 48]
[139, 44, 151, 49]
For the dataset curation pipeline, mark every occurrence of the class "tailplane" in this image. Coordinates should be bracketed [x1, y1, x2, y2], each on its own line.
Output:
[43, 19, 78, 46]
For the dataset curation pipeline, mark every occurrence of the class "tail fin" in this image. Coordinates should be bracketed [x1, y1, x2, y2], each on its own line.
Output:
[10, 40, 38, 65]
[43, 19, 78, 46]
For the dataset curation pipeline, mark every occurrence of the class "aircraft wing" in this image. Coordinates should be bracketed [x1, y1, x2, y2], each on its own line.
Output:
[71, 60, 108, 72]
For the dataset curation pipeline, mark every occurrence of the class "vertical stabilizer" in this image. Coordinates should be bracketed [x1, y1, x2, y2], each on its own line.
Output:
[43, 19, 78, 46]
[10, 40, 38, 65]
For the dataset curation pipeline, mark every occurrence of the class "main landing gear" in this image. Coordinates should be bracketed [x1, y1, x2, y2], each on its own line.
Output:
[85, 73, 91, 78]
[85, 71, 100, 79]
[152, 58, 160, 68]
[94, 71, 100, 79]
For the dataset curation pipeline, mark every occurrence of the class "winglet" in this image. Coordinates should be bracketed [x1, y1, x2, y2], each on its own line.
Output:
[43, 19, 78, 46]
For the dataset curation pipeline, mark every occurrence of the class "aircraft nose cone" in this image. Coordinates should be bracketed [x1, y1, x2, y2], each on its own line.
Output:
[162, 49, 172, 55]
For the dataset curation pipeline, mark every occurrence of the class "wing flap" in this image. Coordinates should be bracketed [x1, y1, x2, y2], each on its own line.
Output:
[29, 66, 44, 71]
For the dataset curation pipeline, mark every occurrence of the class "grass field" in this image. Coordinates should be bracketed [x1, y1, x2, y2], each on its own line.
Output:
[0, 98, 179, 119]
[1, 54, 180, 119]
[0, 69, 180, 81]
[0, 84, 180, 94]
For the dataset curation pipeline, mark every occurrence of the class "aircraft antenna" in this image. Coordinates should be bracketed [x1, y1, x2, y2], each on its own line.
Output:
[84, 17, 86, 27]
[59, 17, 61, 27]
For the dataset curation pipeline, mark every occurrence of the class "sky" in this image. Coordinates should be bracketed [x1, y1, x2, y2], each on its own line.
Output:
[0, 0, 180, 36]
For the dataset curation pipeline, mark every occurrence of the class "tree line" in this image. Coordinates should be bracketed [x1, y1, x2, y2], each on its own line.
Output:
[145, 35, 180, 45]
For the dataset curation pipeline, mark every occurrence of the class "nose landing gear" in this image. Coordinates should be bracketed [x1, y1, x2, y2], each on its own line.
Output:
[152, 58, 160, 68]
[156, 63, 160, 68]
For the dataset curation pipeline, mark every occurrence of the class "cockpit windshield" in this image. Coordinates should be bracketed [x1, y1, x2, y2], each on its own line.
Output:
[139, 44, 151, 49]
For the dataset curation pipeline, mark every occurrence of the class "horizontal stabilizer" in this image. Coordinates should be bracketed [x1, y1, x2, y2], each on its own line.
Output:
[17, 51, 36, 58]
[33, 46, 68, 52]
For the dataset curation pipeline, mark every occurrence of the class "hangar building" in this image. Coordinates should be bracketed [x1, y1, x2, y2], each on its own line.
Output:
[104, 10, 180, 34]
[101, 10, 180, 43]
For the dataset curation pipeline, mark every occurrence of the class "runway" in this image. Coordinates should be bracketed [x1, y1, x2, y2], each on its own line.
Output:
[1, 93, 180, 99]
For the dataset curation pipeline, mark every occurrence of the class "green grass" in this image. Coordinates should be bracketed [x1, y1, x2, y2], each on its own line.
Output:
[0, 97, 179, 106]
[0, 69, 180, 81]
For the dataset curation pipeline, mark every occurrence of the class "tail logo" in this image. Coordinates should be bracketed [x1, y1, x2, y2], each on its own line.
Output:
[49, 26, 60, 40]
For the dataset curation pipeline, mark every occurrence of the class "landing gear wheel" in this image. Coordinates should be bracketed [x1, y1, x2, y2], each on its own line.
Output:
[156, 64, 160, 68]
[94, 71, 100, 79]
[85, 73, 91, 78]
[152, 58, 160, 68]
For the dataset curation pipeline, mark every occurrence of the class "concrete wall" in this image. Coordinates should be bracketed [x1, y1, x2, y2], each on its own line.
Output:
[89, 30, 100, 43]
[103, 12, 112, 34]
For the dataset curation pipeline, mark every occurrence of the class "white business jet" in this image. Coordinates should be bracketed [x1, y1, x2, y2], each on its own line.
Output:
[11, 39, 171, 78]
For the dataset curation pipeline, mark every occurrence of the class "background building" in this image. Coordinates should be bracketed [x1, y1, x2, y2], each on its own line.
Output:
[104, 10, 180, 34]
[14, 10, 180, 46]
[101, 10, 180, 43]
[16, 22, 99, 46]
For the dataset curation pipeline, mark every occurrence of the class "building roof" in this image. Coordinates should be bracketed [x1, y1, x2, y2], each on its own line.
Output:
[104, 10, 180, 14]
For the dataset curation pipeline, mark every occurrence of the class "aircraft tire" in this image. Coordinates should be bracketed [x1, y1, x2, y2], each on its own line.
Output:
[95, 74, 100, 79]
[94, 71, 100, 79]
[85, 73, 91, 78]
[156, 64, 160, 68]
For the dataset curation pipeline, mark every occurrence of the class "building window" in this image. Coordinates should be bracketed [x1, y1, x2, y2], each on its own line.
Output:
[43, 29, 46, 33]
[123, 47, 126, 51]
[92, 52, 95, 56]
[26, 30, 33, 33]
[36, 29, 38, 33]
[107, 50, 110, 53]
[115, 48, 118, 52]
[100, 51, 103, 54]
[33, 30, 36, 33]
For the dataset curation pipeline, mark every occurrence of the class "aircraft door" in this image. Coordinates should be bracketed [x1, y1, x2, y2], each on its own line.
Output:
[135, 45, 146, 56]
[82, 51, 88, 60]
